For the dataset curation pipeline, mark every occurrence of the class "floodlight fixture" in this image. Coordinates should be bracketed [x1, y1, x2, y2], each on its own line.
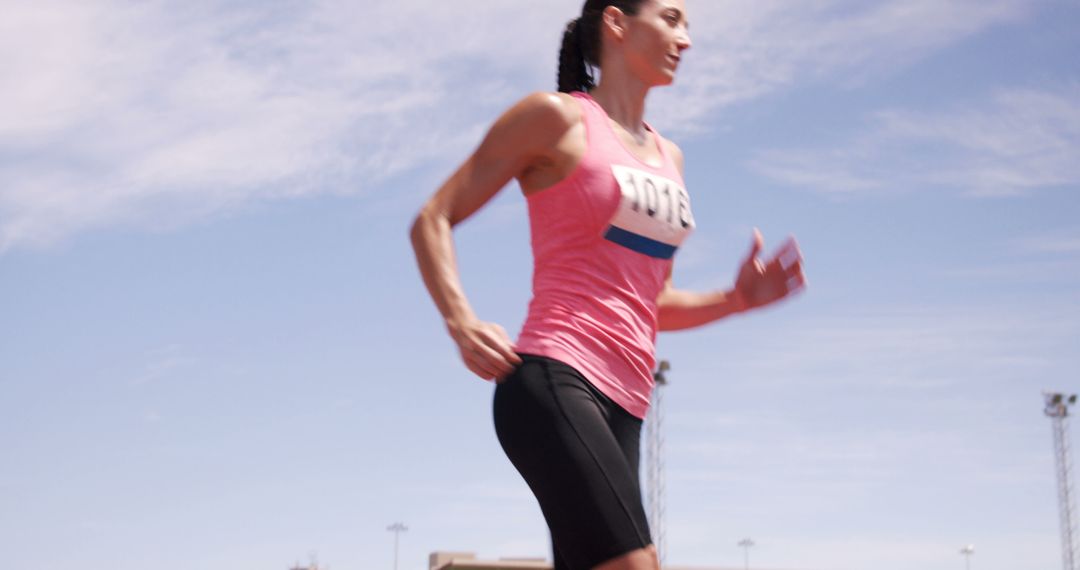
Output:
[737, 538, 755, 570]
[1045, 392, 1078, 418]
[387, 522, 408, 570]
[654, 360, 670, 385]
[959, 544, 974, 570]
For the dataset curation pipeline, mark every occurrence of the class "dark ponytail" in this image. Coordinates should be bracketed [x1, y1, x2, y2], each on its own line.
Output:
[558, 19, 594, 93]
[557, 0, 648, 93]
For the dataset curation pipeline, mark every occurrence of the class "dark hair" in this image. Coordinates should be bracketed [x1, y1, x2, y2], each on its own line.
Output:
[558, 0, 648, 93]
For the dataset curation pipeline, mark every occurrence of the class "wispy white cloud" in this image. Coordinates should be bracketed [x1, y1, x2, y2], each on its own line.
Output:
[0, 0, 565, 252]
[725, 303, 1079, 390]
[129, 343, 193, 386]
[751, 84, 1080, 197]
[653, 0, 1030, 131]
[1011, 227, 1080, 255]
[0, 0, 1037, 251]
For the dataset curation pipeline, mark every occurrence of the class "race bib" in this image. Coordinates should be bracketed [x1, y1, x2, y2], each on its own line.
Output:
[604, 165, 695, 259]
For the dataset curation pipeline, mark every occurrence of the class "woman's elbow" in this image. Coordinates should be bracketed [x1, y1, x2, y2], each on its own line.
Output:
[409, 205, 450, 249]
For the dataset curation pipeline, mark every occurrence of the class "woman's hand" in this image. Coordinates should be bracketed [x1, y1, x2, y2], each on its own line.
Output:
[447, 318, 523, 383]
[734, 228, 806, 312]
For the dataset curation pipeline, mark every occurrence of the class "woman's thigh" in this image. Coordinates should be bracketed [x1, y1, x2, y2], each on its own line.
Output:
[493, 355, 651, 570]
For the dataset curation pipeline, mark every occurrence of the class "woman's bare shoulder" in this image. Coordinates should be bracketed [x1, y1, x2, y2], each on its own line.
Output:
[489, 92, 582, 149]
[512, 91, 581, 123]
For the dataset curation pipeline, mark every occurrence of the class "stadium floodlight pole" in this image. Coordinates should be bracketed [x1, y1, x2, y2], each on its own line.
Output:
[646, 359, 671, 565]
[1045, 391, 1079, 570]
[960, 544, 975, 570]
[387, 522, 408, 570]
[737, 538, 755, 570]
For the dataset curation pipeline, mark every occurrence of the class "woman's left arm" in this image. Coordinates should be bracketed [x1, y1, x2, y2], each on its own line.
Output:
[656, 140, 806, 332]
[656, 229, 806, 331]
[656, 276, 745, 331]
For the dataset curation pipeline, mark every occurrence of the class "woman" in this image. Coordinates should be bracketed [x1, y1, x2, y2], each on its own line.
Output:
[410, 1, 806, 569]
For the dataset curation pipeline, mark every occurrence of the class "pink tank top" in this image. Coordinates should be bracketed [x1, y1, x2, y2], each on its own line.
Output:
[515, 91, 696, 419]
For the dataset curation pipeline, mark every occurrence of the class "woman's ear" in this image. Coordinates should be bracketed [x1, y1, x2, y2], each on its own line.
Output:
[601, 5, 628, 42]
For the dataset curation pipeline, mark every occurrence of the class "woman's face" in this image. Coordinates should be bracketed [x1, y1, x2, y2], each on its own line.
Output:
[616, 0, 692, 86]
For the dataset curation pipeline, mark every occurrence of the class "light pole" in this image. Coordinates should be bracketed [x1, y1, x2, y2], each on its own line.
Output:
[737, 538, 755, 570]
[959, 544, 974, 570]
[387, 522, 408, 570]
[1045, 391, 1078, 570]
[646, 359, 670, 565]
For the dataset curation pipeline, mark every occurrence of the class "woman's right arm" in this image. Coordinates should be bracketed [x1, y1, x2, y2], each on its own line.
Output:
[409, 92, 578, 382]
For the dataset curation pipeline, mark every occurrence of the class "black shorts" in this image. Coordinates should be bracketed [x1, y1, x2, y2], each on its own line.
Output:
[493, 354, 652, 570]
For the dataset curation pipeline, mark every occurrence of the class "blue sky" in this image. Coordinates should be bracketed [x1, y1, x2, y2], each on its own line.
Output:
[2, 1, 1079, 569]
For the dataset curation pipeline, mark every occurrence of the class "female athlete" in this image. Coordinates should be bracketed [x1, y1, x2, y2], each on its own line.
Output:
[410, 1, 806, 569]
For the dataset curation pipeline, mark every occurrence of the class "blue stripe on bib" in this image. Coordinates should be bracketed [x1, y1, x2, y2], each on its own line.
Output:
[603, 225, 678, 259]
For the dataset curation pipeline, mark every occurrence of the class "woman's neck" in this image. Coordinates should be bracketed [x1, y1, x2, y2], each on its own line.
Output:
[588, 75, 651, 140]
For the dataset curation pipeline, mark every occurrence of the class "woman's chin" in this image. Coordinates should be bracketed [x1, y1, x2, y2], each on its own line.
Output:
[651, 73, 677, 88]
